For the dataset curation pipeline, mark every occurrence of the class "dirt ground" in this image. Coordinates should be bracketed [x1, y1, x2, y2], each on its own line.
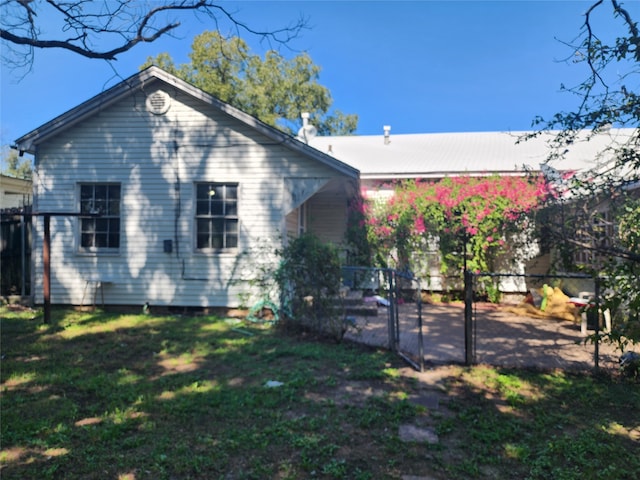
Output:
[345, 302, 621, 372]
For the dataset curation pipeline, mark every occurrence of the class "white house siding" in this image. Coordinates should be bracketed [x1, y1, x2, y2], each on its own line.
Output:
[30, 79, 352, 308]
[285, 207, 300, 239]
[0, 175, 32, 209]
[307, 187, 348, 245]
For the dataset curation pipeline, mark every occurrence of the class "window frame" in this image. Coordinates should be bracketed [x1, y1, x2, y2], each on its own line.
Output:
[78, 183, 122, 254]
[573, 209, 616, 269]
[194, 182, 239, 253]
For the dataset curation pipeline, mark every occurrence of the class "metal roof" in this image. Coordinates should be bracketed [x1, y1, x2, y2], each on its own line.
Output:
[308, 129, 637, 179]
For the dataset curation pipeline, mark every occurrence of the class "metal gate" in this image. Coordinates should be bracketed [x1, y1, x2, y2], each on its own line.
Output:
[342, 267, 425, 371]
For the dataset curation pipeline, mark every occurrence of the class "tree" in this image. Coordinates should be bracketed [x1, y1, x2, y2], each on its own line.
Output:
[1, 0, 306, 70]
[141, 31, 358, 135]
[1, 147, 32, 179]
[528, 0, 640, 350]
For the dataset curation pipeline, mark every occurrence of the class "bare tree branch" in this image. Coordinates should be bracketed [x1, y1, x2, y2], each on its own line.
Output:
[1, 0, 307, 67]
[524, 0, 640, 279]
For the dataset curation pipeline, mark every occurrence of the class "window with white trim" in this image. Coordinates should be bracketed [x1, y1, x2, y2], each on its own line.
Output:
[195, 182, 238, 250]
[79, 183, 121, 251]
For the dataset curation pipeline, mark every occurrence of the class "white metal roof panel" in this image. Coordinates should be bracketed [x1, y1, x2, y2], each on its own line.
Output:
[309, 129, 636, 178]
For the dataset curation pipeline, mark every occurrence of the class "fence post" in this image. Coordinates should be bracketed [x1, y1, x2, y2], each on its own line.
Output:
[416, 278, 425, 372]
[20, 214, 27, 296]
[386, 270, 396, 351]
[464, 270, 473, 365]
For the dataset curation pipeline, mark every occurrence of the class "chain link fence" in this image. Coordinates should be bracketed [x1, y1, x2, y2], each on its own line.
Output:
[341, 267, 425, 371]
[341, 267, 622, 372]
[466, 272, 620, 371]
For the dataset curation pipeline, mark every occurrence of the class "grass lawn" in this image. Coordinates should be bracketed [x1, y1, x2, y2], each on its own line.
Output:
[1, 306, 639, 479]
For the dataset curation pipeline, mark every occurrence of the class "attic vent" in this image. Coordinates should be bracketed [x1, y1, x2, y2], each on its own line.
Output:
[146, 90, 171, 115]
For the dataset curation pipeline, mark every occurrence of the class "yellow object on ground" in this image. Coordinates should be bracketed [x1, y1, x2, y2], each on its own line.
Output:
[506, 286, 579, 322]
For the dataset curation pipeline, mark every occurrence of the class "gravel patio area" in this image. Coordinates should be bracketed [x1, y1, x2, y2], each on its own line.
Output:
[345, 302, 620, 371]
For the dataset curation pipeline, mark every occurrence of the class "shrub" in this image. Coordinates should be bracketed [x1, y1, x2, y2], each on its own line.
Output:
[275, 234, 345, 340]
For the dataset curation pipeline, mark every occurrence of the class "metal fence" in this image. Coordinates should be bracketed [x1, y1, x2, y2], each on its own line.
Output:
[466, 272, 619, 371]
[340, 267, 621, 373]
[341, 266, 425, 371]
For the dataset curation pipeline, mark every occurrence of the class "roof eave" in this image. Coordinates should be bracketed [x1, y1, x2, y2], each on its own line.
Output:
[359, 170, 535, 180]
[14, 67, 164, 154]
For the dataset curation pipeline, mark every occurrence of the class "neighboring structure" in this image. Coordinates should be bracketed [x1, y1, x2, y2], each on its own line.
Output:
[309, 128, 636, 195]
[310, 127, 637, 292]
[0, 174, 32, 210]
[1, 174, 33, 297]
[13, 67, 359, 309]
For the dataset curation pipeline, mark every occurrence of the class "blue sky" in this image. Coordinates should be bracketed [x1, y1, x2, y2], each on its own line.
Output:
[1, 0, 635, 148]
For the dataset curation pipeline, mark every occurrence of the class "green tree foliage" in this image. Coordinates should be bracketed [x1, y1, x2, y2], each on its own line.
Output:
[1, 148, 32, 179]
[141, 31, 358, 135]
[528, 0, 639, 350]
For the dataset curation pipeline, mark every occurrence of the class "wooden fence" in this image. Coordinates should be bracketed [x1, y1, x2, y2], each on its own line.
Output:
[1, 210, 32, 297]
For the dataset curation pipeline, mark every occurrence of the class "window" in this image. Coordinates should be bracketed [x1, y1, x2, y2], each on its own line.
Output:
[573, 210, 615, 269]
[195, 183, 238, 250]
[79, 183, 121, 250]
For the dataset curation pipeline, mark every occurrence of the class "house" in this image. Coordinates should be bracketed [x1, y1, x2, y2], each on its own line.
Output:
[309, 128, 636, 197]
[13, 66, 359, 310]
[0, 174, 32, 210]
[309, 127, 638, 293]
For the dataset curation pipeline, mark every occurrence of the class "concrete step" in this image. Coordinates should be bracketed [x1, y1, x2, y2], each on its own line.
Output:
[344, 304, 379, 317]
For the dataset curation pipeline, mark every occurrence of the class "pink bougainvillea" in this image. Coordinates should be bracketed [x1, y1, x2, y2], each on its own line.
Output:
[363, 174, 550, 273]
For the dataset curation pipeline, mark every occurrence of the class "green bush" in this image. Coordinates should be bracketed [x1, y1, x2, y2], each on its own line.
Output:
[275, 234, 345, 340]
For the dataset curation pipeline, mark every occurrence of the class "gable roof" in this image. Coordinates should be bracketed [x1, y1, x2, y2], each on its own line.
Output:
[309, 129, 637, 179]
[14, 66, 359, 179]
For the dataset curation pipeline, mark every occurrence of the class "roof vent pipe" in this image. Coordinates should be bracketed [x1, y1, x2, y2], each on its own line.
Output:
[297, 112, 317, 144]
[384, 125, 391, 145]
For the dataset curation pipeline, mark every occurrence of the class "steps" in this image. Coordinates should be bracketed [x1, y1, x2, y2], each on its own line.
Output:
[342, 289, 380, 317]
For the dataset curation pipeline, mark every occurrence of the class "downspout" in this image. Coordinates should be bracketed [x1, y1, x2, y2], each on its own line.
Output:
[172, 138, 181, 262]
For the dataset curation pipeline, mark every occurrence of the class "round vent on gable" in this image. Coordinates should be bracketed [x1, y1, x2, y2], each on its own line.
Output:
[146, 90, 171, 115]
